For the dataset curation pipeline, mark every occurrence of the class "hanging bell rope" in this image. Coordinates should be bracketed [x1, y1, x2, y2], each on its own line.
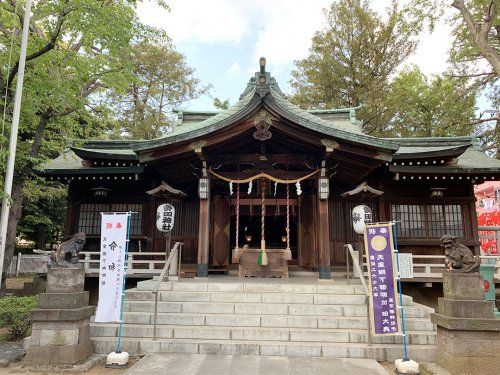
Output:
[258, 179, 268, 266]
[284, 184, 292, 261]
[209, 169, 319, 184]
[232, 183, 241, 263]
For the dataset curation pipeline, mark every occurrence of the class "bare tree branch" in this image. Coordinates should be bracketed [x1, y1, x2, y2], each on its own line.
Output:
[469, 116, 500, 125]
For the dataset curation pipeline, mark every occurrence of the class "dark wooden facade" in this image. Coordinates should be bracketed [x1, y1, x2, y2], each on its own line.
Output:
[43, 63, 500, 279]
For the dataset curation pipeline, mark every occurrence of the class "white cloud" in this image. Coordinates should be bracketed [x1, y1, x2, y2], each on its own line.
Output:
[226, 62, 241, 77]
[138, 0, 455, 77]
[251, 0, 331, 72]
[137, 0, 251, 44]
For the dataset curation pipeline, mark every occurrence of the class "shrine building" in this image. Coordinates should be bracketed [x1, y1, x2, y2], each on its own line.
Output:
[41, 59, 500, 279]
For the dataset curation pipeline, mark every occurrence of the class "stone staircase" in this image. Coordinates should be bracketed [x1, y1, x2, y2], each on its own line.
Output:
[90, 278, 436, 362]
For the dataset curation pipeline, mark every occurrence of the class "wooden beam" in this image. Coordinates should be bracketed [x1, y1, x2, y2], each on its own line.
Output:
[230, 198, 298, 206]
[210, 170, 317, 180]
[209, 154, 318, 166]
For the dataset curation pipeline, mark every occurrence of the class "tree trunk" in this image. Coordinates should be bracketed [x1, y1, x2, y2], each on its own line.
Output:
[34, 224, 47, 251]
[1, 181, 25, 295]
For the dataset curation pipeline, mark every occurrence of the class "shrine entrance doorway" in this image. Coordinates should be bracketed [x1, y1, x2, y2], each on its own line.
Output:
[229, 202, 298, 264]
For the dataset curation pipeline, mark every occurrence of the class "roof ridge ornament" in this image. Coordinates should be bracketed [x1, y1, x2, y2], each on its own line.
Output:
[252, 109, 276, 141]
[255, 57, 271, 98]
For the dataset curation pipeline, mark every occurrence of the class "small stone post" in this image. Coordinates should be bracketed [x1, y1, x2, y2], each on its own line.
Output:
[25, 267, 95, 365]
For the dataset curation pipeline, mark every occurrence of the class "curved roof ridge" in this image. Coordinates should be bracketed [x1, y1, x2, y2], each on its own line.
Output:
[266, 85, 399, 151]
[132, 80, 259, 152]
[385, 136, 476, 144]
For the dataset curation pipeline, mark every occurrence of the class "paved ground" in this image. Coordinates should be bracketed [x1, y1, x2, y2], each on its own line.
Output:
[124, 354, 389, 375]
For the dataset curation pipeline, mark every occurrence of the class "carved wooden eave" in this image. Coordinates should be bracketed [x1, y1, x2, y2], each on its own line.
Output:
[341, 181, 384, 198]
[146, 181, 186, 201]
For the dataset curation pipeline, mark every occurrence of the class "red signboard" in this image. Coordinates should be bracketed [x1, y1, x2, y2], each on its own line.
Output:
[477, 210, 499, 255]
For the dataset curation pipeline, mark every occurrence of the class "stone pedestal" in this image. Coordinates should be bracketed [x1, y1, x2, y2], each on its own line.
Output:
[431, 272, 500, 375]
[25, 267, 95, 365]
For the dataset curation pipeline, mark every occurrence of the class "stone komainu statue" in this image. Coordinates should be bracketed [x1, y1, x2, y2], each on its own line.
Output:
[50, 232, 86, 268]
[441, 234, 479, 273]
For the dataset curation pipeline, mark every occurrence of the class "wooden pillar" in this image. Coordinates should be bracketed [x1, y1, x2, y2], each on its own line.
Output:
[64, 183, 74, 239]
[317, 192, 331, 279]
[468, 182, 480, 256]
[197, 180, 210, 277]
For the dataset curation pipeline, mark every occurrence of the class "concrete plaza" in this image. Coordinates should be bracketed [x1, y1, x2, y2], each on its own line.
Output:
[124, 353, 389, 375]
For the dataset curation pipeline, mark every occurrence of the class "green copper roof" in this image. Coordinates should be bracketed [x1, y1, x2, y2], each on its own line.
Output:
[265, 79, 398, 151]
[388, 136, 500, 173]
[71, 147, 138, 161]
[133, 72, 399, 153]
[132, 86, 259, 152]
[39, 66, 500, 177]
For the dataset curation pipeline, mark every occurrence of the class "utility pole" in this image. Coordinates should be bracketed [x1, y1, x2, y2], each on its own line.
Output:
[0, 0, 33, 291]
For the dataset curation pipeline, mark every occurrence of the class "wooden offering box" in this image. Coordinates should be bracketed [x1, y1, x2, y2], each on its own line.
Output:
[238, 248, 289, 278]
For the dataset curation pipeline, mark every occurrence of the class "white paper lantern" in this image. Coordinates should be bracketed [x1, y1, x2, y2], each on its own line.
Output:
[352, 205, 372, 234]
[157, 203, 175, 232]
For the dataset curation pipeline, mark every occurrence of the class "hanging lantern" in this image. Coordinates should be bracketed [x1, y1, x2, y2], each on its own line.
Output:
[199, 177, 209, 199]
[318, 176, 329, 200]
[352, 205, 373, 234]
[229, 182, 234, 195]
[248, 180, 253, 194]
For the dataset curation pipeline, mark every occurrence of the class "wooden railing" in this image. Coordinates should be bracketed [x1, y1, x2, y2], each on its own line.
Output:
[153, 242, 183, 340]
[80, 251, 170, 275]
[356, 254, 500, 282]
[11, 251, 500, 281]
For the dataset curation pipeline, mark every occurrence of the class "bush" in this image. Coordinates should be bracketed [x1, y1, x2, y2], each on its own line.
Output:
[0, 296, 38, 340]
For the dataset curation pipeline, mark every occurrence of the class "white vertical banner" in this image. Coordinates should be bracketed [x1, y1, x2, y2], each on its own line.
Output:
[95, 213, 130, 323]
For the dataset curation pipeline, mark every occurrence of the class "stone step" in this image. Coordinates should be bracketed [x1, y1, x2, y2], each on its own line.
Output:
[90, 336, 436, 362]
[124, 289, 415, 306]
[123, 300, 432, 318]
[136, 280, 368, 294]
[91, 324, 436, 345]
[113, 312, 435, 331]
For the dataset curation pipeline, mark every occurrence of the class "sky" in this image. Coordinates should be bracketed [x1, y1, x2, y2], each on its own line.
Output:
[137, 0, 456, 111]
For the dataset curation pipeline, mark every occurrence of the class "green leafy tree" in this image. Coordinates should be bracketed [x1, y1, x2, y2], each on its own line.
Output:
[0, 0, 164, 294]
[446, 1, 499, 156]
[108, 39, 208, 139]
[17, 179, 67, 250]
[386, 67, 477, 137]
[450, 0, 499, 75]
[289, 0, 436, 135]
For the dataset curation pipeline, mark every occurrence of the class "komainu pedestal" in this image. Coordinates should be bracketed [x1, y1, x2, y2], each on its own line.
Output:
[431, 272, 500, 375]
[25, 267, 95, 365]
